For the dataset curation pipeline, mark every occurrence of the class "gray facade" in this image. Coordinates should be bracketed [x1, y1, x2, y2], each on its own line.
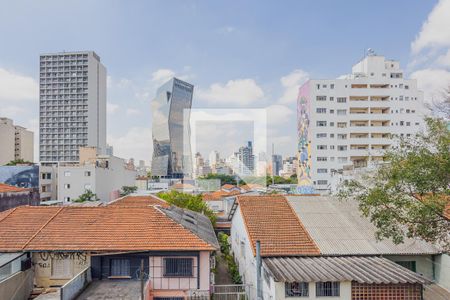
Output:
[151, 78, 193, 178]
[39, 51, 106, 163]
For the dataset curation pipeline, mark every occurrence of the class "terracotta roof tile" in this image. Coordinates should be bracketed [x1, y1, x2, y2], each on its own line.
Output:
[202, 190, 241, 201]
[0, 183, 28, 193]
[237, 195, 320, 257]
[109, 195, 169, 207]
[221, 184, 237, 190]
[0, 206, 215, 252]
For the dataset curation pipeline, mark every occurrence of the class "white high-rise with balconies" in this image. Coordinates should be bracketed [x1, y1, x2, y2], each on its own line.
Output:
[297, 52, 426, 192]
[39, 51, 106, 163]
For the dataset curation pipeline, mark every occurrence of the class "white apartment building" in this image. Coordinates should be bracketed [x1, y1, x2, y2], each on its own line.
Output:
[58, 148, 136, 202]
[297, 54, 425, 192]
[39, 51, 106, 163]
[0, 117, 34, 165]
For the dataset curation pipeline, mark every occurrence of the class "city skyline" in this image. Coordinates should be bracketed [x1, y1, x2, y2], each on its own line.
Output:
[0, 0, 449, 164]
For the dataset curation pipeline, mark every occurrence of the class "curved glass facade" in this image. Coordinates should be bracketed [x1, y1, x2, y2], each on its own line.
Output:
[151, 78, 193, 178]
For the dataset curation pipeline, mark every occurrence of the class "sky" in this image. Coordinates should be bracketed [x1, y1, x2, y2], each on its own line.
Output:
[1, 0, 449, 164]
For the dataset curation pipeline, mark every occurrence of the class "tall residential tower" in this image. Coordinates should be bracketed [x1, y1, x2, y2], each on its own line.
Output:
[151, 78, 193, 178]
[297, 53, 425, 192]
[39, 51, 106, 163]
[0, 118, 34, 165]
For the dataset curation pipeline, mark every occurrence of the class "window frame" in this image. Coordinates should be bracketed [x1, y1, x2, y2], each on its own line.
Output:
[316, 281, 340, 297]
[285, 282, 309, 297]
[163, 257, 194, 277]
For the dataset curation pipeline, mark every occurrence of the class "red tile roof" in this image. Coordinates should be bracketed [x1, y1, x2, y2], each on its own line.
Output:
[221, 184, 237, 190]
[0, 206, 216, 252]
[237, 195, 320, 257]
[202, 190, 241, 201]
[109, 195, 169, 207]
[0, 183, 28, 193]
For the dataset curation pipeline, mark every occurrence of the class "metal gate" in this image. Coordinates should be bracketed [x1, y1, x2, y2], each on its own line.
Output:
[211, 284, 251, 300]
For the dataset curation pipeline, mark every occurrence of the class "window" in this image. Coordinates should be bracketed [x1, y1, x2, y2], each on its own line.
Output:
[330, 84, 334, 89]
[64, 184, 70, 189]
[338, 157, 348, 163]
[337, 122, 347, 128]
[111, 259, 130, 277]
[64, 171, 71, 177]
[317, 168, 328, 173]
[316, 282, 340, 297]
[329, 122, 334, 127]
[51, 258, 72, 278]
[163, 258, 193, 277]
[64, 197, 70, 202]
[285, 282, 309, 297]
[337, 109, 347, 115]
[337, 134, 347, 140]
[329, 97, 334, 101]
[395, 261, 416, 272]
[317, 157, 327, 161]
[317, 145, 327, 150]
[316, 133, 327, 138]
[316, 96, 326, 101]
[316, 121, 327, 127]
[317, 180, 328, 185]
[84, 171, 91, 177]
[316, 108, 327, 113]
[338, 145, 347, 151]
[337, 97, 346, 103]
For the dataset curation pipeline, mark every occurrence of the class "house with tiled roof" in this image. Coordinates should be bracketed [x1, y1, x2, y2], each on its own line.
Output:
[0, 200, 218, 299]
[231, 195, 449, 300]
[0, 183, 40, 212]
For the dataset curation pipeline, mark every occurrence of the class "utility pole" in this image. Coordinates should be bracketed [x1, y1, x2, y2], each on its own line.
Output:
[271, 143, 275, 186]
[140, 259, 144, 300]
[256, 240, 262, 300]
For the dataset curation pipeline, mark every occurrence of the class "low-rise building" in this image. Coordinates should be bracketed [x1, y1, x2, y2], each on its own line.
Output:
[0, 199, 218, 299]
[230, 195, 448, 300]
[58, 147, 136, 202]
[0, 183, 40, 212]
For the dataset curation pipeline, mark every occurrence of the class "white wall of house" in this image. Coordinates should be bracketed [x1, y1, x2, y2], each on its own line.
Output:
[385, 255, 434, 280]
[273, 281, 351, 300]
[434, 254, 450, 291]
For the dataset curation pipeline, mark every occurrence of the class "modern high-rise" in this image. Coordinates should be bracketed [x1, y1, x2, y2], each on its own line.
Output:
[39, 51, 106, 163]
[297, 53, 425, 192]
[271, 154, 282, 176]
[238, 141, 255, 176]
[151, 78, 193, 178]
[0, 118, 34, 165]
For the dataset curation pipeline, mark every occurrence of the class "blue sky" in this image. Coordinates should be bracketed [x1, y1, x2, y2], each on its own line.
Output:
[1, 0, 449, 164]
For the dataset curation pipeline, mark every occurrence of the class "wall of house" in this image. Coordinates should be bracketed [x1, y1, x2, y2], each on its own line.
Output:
[434, 253, 450, 291]
[0, 269, 34, 300]
[385, 255, 434, 280]
[32, 252, 90, 288]
[0, 190, 40, 212]
[230, 207, 258, 292]
[274, 281, 352, 300]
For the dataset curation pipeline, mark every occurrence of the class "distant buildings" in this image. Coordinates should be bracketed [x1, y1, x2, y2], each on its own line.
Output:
[279, 156, 297, 178]
[0, 117, 34, 165]
[298, 53, 425, 192]
[271, 154, 282, 176]
[209, 150, 220, 170]
[151, 78, 193, 179]
[39, 51, 107, 163]
[58, 147, 136, 202]
[238, 141, 255, 176]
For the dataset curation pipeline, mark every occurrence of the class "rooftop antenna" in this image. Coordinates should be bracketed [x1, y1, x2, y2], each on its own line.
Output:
[367, 48, 375, 56]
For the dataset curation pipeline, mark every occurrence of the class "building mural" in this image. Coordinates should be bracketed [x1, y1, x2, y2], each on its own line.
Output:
[0, 165, 39, 188]
[296, 83, 315, 194]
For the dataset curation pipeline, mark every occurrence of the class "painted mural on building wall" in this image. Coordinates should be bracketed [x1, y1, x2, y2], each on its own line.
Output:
[296, 83, 315, 194]
[0, 165, 39, 188]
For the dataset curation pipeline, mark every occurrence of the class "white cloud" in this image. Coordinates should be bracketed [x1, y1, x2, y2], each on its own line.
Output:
[117, 78, 132, 88]
[437, 49, 450, 67]
[266, 104, 294, 125]
[410, 68, 450, 103]
[278, 69, 309, 104]
[197, 79, 264, 106]
[108, 127, 152, 164]
[411, 0, 450, 54]
[126, 108, 141, 116]
[151, 69, 176, 85]
[0, 68, 38, 103]
[107, 103, 120, 115]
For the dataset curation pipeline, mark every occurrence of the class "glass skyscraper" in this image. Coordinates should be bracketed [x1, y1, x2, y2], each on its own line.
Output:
[151, 78, 193, 178]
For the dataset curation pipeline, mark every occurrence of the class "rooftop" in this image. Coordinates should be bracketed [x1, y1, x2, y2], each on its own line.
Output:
[0, 205, 217, 252]
[202, 190, 241, 201]
[264, 256, 428, 284]
[0, 183, 29, 194]
[237, 195, 320, 257]
[108, 195, 169, 207]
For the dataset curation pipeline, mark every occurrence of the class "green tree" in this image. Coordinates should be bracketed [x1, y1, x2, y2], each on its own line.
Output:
[73, 189, 99, 203]
[200, 174, 237, 185]
[120, 185, 138, 196]
[5, 159, 33, 166]
[157, 190, 217, 225]
[338, 118, 450, 250]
